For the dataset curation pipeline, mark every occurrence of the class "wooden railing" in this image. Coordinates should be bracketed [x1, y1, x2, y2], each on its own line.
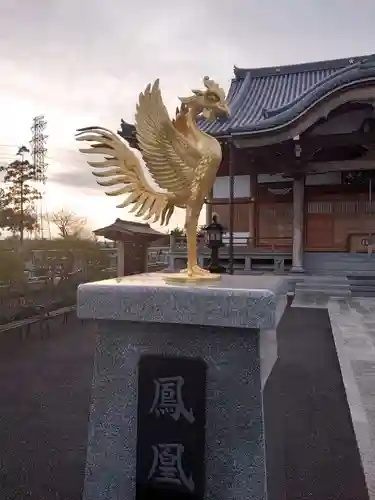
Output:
[169, 235, 253, 251]
[0, 306, 76, 338]
[160, 235, 293, 254]
[169, 236, 206, 252]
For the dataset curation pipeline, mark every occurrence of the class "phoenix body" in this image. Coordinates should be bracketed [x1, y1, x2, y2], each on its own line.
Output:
[76, 76, 229, 281]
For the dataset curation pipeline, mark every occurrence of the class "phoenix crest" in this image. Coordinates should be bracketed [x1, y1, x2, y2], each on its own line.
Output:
[76, 76, 229, 281]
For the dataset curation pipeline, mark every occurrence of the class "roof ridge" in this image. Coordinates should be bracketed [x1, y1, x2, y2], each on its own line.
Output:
[115, 218, 150, 227]
[234, 54, 373, 79]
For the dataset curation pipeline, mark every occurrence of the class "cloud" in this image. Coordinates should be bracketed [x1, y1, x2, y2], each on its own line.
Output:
[1, 0, 375, 228]
[48, 163, 101, 196]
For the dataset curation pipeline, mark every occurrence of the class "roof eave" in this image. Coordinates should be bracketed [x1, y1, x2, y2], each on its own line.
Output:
[231, 76, 375, 139]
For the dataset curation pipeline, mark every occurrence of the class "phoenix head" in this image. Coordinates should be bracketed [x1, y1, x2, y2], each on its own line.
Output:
[178, 76, 230, 121]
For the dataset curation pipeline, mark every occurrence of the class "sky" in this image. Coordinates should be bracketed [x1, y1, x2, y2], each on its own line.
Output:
[0, 0, 375, 236]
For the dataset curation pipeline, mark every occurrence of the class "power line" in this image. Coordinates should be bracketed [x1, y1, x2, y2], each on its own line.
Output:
[0, 144, 75, 164]
[0, 154, 56, 161]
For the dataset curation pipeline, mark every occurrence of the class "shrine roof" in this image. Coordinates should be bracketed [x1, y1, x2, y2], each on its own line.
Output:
[200, 53, 375, 137]
[94, 218, 163, 240]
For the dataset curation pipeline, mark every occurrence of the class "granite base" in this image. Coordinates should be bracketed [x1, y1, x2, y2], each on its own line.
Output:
[83, 321, 268, 500]
[77, 273, 288, 500]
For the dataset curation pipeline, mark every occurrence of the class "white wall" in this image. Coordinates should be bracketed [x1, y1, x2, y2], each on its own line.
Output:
[215, 170, 342, 199]
[213, 175, 251, 198]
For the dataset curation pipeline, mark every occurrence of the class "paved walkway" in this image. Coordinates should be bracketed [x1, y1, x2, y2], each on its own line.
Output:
[292, 291, 375, 499]
[291, 291, 331, 308]
[268, 306, 369, 500]
[328, 298, 375, 500]
[0, 303, 372, 500]
[0, 314, 95, 500]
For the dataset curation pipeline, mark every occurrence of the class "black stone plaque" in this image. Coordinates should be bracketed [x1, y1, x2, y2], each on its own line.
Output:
[136, 355, 207, 500]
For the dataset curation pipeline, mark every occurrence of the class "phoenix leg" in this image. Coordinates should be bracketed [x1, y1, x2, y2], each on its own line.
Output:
[181, 210, 210, 277]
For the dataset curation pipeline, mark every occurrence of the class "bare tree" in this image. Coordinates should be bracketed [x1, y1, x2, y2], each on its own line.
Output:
[49, 209, 88, 239]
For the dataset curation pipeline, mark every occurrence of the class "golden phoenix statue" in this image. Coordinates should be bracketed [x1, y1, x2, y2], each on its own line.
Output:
[76, 76, 229, 282]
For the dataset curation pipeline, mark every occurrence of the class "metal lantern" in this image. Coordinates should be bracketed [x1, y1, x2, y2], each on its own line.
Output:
[203, 215, 226, 273]
[204, 214, 224, 247]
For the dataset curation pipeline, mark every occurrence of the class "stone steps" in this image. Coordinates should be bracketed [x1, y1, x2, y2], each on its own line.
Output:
[296, 287, 351, 296]
[294, 276, 351, 298]
[351, 290, 375, 297]
[304, 252, 375, 274]
[348, 276, 375, 298]
[292, 274, 375, 299]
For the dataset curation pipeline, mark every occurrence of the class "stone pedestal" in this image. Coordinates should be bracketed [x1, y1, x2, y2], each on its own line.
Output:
[77, 273, 288, 500]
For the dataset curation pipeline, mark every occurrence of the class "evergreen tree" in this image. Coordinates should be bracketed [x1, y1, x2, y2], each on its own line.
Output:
[1, 146, 42, 244]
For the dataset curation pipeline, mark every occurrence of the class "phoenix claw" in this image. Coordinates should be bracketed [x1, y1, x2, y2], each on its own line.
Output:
[180, 265, 211, 276]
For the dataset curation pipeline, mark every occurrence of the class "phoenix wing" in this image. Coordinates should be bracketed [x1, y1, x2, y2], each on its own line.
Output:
[135, 80, 202, 196]
[76, 126, 175, 224]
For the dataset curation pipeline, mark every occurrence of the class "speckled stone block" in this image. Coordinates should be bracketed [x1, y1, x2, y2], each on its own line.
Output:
[77, 273, 287, 330]
[78, 273, 288, 500]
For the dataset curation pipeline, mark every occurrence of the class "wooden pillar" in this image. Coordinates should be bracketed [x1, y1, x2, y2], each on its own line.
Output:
[291, 175, 305, 272]
[206, 189, 213, 225]
[228, 140, 235, 275]
[116, 240, 125, 277]
[248, 171, 257, 247]
[143, 243, 148, 273]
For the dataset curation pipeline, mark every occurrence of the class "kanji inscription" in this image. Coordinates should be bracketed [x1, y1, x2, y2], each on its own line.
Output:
[148, 443, 194, 492]
[136, 355, 206, 500]
[150, 376, 195, 423]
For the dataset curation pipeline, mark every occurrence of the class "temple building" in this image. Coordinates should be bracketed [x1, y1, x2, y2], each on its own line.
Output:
[120, 54, 375, 275]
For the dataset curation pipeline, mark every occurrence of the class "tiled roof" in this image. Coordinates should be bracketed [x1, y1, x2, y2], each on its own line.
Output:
[200, 54, 375, 136]
[94, 218, 163, 239]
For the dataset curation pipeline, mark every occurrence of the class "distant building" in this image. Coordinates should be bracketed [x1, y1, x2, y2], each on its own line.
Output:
[93, 218, 166, 276]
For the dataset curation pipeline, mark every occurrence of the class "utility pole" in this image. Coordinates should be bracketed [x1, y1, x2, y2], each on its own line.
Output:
[16, 145, 30, 246]
[30, 115, 48, 239]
